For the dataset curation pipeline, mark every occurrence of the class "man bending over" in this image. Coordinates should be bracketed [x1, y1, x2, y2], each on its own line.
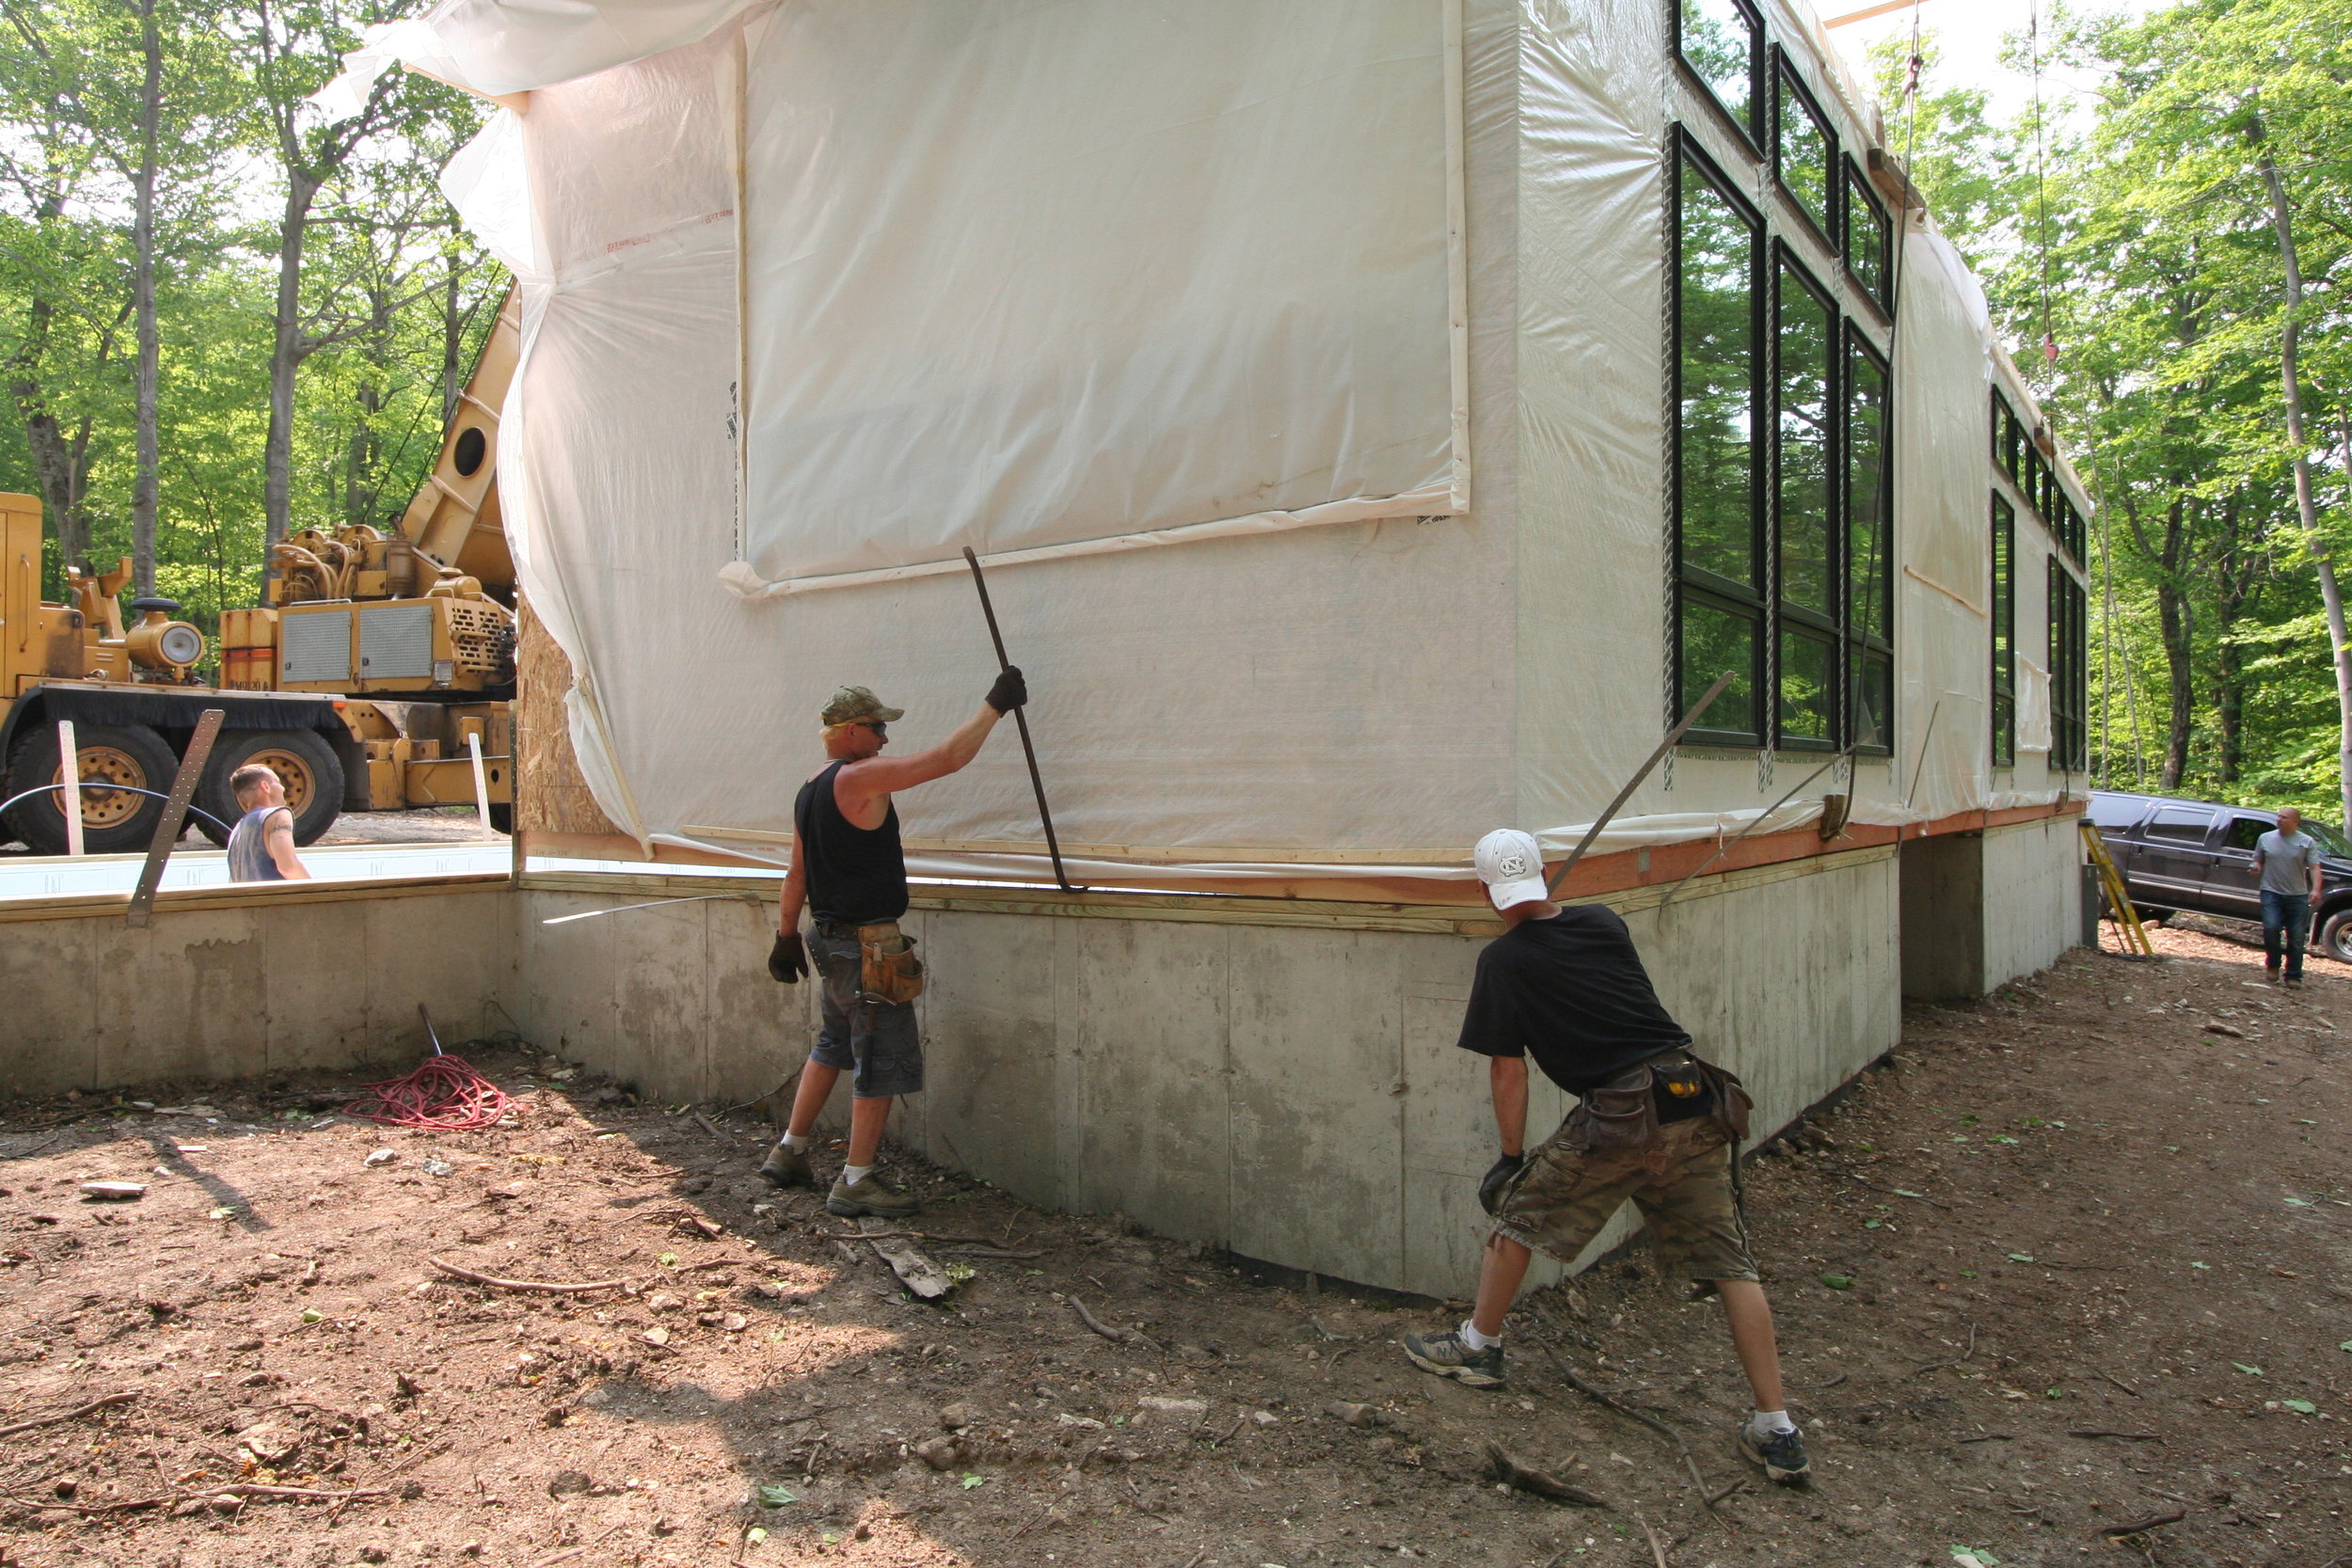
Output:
[759, 673, 1025, 1217]
[1402, 829, 1810, 1487]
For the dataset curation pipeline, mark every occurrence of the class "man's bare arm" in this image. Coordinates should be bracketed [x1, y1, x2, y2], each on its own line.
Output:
[264, 812, 310, 880]
[1490, 1054, 1529, 1158]
[777, 827, 808, 934]
[835, 702, 1005, 810]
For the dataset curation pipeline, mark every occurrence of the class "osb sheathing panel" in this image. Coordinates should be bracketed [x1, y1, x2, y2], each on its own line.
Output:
[516, 594, 623, 839]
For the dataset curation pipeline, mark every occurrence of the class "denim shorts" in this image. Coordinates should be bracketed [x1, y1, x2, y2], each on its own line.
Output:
[804, 927, 924, 1098]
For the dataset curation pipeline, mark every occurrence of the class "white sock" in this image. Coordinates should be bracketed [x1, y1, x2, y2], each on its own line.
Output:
[842, 1164, 872, 1187]
[1459, 1319, 1500, 1352]
[1749, 1408, 1796, 1436]
[781, 1132, 811, 1153]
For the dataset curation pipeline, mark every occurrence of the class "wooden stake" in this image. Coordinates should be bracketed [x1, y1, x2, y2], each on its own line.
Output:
[56, 720, 83, 857]
[124, 708, 222, 928]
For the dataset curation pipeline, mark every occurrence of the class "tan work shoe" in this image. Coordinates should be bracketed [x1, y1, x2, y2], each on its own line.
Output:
[758, 1143, 814, 1189]
[824, 1171, 919, 1218]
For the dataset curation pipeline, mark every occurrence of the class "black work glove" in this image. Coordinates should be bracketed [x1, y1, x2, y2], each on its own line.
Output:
[1478, 1151, 1527, 1216]
[984, 664, 1027, 714]
[768, 929, 808, 984]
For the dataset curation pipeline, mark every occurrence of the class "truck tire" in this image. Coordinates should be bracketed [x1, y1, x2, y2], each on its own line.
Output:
[2, 722, 178, 855]
[2318, 908, 2352, 964]
[195, 729, 344, 847]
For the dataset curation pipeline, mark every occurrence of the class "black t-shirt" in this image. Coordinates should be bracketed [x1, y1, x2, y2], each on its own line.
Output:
[793, 761, 909, 926]
[1455, 906, 1694, 1097]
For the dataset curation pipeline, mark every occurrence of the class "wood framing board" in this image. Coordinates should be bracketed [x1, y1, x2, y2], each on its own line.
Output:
[519, 842, 1895, 937]
[0, 872, 509, 926]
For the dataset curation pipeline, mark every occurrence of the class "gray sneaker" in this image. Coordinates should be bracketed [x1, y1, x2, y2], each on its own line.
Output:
[1740, 1420, 1811, 1486]
[1402, 1328, 1505, 1389]
[758, 1143, 815, 1189]
[825, 1171, 920, 1219]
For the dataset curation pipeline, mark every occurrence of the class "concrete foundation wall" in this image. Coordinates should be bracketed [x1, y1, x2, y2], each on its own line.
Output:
[510, 847, 1902, 1299]
[1900, 816, 2083, 1002]
[0, 882, 516, 1096]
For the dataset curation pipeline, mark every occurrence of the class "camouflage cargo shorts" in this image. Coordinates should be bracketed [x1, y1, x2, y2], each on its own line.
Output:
[1491, 1115, 1757, 1282]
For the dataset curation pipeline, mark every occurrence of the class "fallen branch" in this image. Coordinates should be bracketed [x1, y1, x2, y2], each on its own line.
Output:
[429, 1258, 623, 1294]
[5, 1491, 170, 1514]
[1635, 1511, 1671, 1568]
[1846, 1173, 1955, 1210]
[2099, 1371, 2143, 1399]
[2095, 1508, 2185, 1539]
[1911, 1322, 1978, 1376]
[1530, 1332, 1721, 1517]
[2067, 1429, 2163, 1442]
[934, 1246, 1044, 1260]
[691, 1108, 733, 1141]
[0, 1392, 138, 1439]
[1484, 1440, 1609, 1507]
[216, 1483, 393, 1502]
[1071, 1295, 1154, 1348]
[1956, 1433, 2013, 1444]
[1703, 1478, 1748, 1506]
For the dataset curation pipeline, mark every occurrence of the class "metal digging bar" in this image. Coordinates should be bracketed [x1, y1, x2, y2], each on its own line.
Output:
[960, 546, 1078, 894]
[1543, 672, 1736, 897]
[125, 708, 225, 928]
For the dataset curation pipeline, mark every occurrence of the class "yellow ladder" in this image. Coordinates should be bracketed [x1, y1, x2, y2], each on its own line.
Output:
[2079, 820, 2155, 957]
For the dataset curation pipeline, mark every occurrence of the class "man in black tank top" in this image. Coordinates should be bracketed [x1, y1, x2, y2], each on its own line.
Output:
[759, 672, 1028, 1217]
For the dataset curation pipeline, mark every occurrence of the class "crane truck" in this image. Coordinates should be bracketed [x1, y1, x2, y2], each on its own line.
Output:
[0, 293, 523, 857]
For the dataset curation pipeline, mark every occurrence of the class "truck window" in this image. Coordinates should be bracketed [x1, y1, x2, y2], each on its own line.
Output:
[2221, 816, 2269, 852]
[2087, 794, 2147, 831]
[2143, 807, 2215, 843]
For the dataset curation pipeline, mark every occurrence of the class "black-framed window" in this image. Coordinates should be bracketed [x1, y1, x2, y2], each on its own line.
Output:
[1994, 391, 2023, 484]
[1675, 0, 1763, 148]
[1674, 126, 1895, 754]
[2050, 559, 2088, 770]
[1672, 136, 1766, 746]
[1846, 332, 1893, 754]
[1842, 157, 1890, 311]
[1991, 493, 2015, 768]
[1772, 50, 1836, 245]
[1774, 250, 1838, 750]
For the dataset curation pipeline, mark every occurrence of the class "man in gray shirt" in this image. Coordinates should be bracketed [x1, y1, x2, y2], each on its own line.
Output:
[2250, 806, 2326, 984]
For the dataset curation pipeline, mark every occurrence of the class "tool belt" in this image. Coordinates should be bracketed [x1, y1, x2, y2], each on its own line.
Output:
[845, 919, 924, 1006]
[1562, 1049, 1751, 1165]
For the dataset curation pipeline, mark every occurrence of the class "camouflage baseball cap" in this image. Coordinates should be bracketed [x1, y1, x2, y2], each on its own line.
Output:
[820, 686, 905, 726]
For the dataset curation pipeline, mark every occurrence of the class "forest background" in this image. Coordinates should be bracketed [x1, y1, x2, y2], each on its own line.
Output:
[3, 0, 2350, 818]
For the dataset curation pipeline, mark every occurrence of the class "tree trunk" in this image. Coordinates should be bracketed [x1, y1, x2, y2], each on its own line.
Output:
[129, 0, 163, 596]
[2156, 499, 2194, 791]
[2253, 135, 2352, 829]
[2210, 493, 2254, 786]
[262, 167, 320, 580]
[8, 299, 95, 576]
[440, 261, 467, 428]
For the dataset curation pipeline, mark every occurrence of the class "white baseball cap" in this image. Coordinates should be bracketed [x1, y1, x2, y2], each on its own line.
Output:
[1473, 828, 1549, 911]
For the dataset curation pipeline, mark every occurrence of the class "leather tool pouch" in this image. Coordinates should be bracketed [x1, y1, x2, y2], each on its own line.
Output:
[1693, 1054, 1753, 1143]
[1564, 1064, 1660, 1155]
[855, 922, 925, 1005]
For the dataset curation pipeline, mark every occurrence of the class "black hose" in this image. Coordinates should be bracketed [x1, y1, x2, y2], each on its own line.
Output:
[0, 783, 233, 838]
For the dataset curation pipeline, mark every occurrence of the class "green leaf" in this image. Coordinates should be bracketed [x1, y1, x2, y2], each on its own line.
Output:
[1895, 1189, 1925, 1198]
[2045, 1386, 2063, 1399]
[299, 1307, 323, 1323]
[1820, 1274, 1856, 1290]
[2190, 1261, 2209, 1271]
[744, 1527, 768, 1544]
[2282, 1399, 2317, 1415]
[1990, 1134, 2021, 1146]
[960, 1472, 986, 1489]
[2282, 1196, 2315, 1206]
[658, 1252, 678, 1268]
[2338, 1340, 2352, 1353]
[2007, 1253, 2035, 1262]
[755, 1484, 798, 1508]
[2233, 1363, 2263, 1376]
[1864, 1220, 1883, 1229]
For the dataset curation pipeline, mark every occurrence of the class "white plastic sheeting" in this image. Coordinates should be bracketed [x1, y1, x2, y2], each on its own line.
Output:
[361, 0, 2087, 886]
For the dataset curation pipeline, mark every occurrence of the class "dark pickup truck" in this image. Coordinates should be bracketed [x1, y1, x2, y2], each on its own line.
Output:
[2090, 790, 2352, 961]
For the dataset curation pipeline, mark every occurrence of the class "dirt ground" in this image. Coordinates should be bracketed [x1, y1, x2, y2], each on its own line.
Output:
[3, 919, 2347, 1568]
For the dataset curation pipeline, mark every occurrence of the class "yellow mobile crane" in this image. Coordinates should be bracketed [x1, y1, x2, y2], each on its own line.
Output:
[0, 293, 522, 856]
